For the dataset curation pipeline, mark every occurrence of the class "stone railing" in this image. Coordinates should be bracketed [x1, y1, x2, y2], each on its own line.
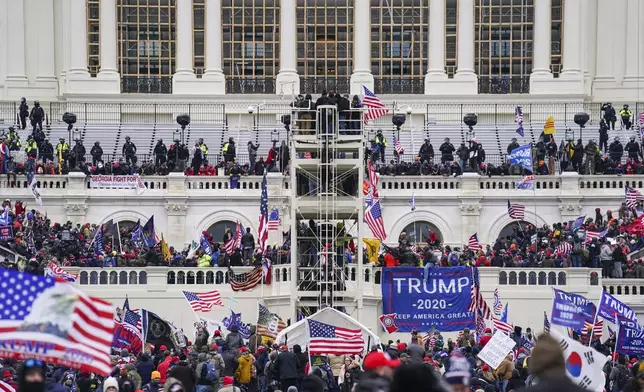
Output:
[602, 279, 644, 296]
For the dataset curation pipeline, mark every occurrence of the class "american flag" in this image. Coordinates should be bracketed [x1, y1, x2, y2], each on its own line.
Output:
[475, 308, 486, 342]
[0, 269, 114, 376]
[123, 298, 142, 332]
[182, 290, 223, 312]
[365, 199, 387, 240]
[515, 106, 524, 137]
[308, 319, 365, 355]
[639, 111, 644, 130]
[493, 317, 513, 334]
[468, 267, 491, 319]
[256, 304, 286, 338]
[468, 233, 482, 250]
[229, 266, 263, 291]
[258, 170, 269, 253]
[583, 319, 603, 338]
[45, 261, 78, 283]
[493, 288, 503, 317]
[507, 200, 525, 220]
[555, 242, 572, 255]
[543, 311, 551, 333]
[393, 136, 404, 154]
[422, 332, 433, 347]
[362, 86, 389, 124]
[585, 230, 600, 244]
[368, 161, 379, 199]
[0, 381, 15, 392]
[267, 208, 281, 231]
[625, 186, 644, 209]
[119, 309, 143, 355]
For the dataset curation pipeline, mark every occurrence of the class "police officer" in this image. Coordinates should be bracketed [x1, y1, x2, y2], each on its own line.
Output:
[598, 118, 609, 153]
[619, 104, 633, 130]
[56, 138, 70, 166]
[91, 141, 103, 166]
[375, 130, 387, 163]
[418, 139, 435, 164]
[507, 137, 520, 155]
[7, 127, 20, 151]
[625, 136, 642, 163]
[601, 102, 616, 130]
[192, 141, 203, 174]
[122, 136, 137, 165]
[18, 98, 29, 130]
[40, 138, 54, 163]
[609, 137, 624, 165]
[24, 135, 38, 159]
[222, 137, 236, 163]
[29, 101, 45, 132]
[154, 139, 167, 168]
[198, 138, 208, 163]
[439, 137, 455, 163]
[71, 140, 86, 169]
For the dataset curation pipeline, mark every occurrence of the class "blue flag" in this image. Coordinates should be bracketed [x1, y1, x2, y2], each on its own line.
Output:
[551, 288, 588, 330]
[130, 220, 142, 245]
[200, 234, 213, 256]
[222, 310, 251, 339]
[597, 291, 638, 322]
[94, 227, 104, 256]
[501, 304, 508, 323]
[508, 144, 533, 172]
[572, 215, 586, 231]
[141, 216, 157, 248]
[615, 317, 644, 355]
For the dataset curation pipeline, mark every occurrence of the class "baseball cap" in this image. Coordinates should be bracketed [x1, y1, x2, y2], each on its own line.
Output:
[159, 345, 167, 351]
[151, 371, 161, 380]
[362, 352, 401, 371]
[223, 377, 234, 386]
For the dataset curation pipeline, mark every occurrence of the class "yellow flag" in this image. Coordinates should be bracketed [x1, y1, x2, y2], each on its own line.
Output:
[161, 234, 171, 261]
[363, 238, 381, 263]
[543, 115, 556, 135]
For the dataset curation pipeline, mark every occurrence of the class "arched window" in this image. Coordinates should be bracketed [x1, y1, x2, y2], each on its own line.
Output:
[128, 271, 138, 284]
[499, 271, 508, 285]
[509, 272, 517, 285]
[90, 271, 99, 285]
[497, 221, 532, 241]
[100, 271, 108, 284]
[207, 220, 240, 245]
[401, 221, 443, 245]
[548, 272, 557, 285]
[80, 272, 88, 285]
[557, 272, 567, 285]
[528, 271, 536, 285]
[139, 271, 147, 284]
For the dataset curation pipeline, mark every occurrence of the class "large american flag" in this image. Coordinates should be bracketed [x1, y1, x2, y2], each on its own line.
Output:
[182, 290, 223, 312]
[493, 288, 503, 317]
[308, 319, 365, 355]
[46, 262, 78, 283]
[365, 199, 387, 240]
[625, 186, 644, 209]
[585, 230, 603, 244]
[267, 208, 281, 231]
[555, 242, 572, 255]
[0, 380, 15, 392]
[0, 269, 114, 376]
[258, 170, 269, 253]
[393, 136, 404, 154]
[229, 266, 263, 291]
[362, 86, 388, 124]
[507, 200, 525, 220]
[468, 233, 482, 250]
[493, 317, 513, 334]
[223, 221, 242, 255]
[543, 311, 551, 333]
[117, 308, 143, 355]
[468, 267, 491, 319]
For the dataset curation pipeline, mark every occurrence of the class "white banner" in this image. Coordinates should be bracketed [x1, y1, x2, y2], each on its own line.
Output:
[89, 175, 147, 195]
[477, 331, 517, 369]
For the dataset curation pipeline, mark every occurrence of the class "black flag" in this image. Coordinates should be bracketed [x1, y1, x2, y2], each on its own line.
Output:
[142, 309, 178, 351]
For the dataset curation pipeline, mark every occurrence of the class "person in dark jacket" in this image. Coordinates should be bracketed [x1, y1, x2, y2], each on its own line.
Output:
[192, 142, 204, 174]
[598, 119, 609, 152]
[293, 344, 308, 389]
[225, 325, 243, 351]
[625, 136, 642, 163]
[337, 94, 351, 131]
[29, 101, 45, 132]
[602, 102, 617, 131]
[90, 142, 103, 166]
[221, 350, 236, 378]
[122, 136, 137, 166]
[609, 137, 624, 165]
[168, 357, 196, 392]
[142, 372, 161, 392]
[19, 98, 29, 130]
[418, 139, 435, 164]
[137, 353, 155, 386]
[40, 138, 54, 163]
[274, 345, 298, 391]
[154, 140, 168, 168]
[522, 333, 588, 392]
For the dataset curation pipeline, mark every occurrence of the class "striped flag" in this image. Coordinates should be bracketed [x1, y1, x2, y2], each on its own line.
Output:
[515, 106, 524, 137]
[362, 86, 388, 124]
[308, 319, 365, 355]
[544, 311, 551, 333]
[368, 161, 379, 199]
[393, 136, 404, 154]
[493, 288, 503, 317]
[0, 381, 15, 392]
[257, 304, 286, 338]
[585, 230, 600, 244]
[555, 242, 572, 255]
[507, 200, 525, 220]
[267, 208, 281, 231]
[365, 199, 387, 240]
[475, 308, 486, 342]
[468, 233, 482, 250]
[625, 186, 644, 209]
[45, 261, 78, 283]
[182, 290, 223, 312]
[468, 267, 491, 319]
[493, 317, 513, 334]
[639, 111, 644, 130]
[583, 319, 604, 338]
[123, 298, 143, 333]
[0, 268, 115, 376]
[229, 266, 263, 291]
[258, 170, 269, 253]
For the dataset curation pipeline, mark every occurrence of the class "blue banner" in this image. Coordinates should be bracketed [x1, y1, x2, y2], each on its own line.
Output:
[112, 324, 142, 355]
[616, 317, 644, 356]
[551, 288, 586, 329]
[597, 291, 638, 322]
[508, 144, 533, 172]
[381, 267, 475, 332]
[0, 225, 13, 241]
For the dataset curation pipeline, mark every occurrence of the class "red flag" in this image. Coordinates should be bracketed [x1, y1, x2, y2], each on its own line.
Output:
[624, 215, 644, 235]
[379, 313, 399, 334]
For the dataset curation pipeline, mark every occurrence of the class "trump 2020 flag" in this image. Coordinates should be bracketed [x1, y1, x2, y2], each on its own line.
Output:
[597, 291, 638, 323]
[508, 144, 533, 172]
[615, 317, 644, 356]
[0, 268, 115, 376]
[551, 330, 609, 391]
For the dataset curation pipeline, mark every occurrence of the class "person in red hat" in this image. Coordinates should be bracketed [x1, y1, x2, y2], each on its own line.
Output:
[355, 351, 400, 391]
[218, 377, 238, 392]
[479, 328, 493, 347]
[2, 370, 17, 390]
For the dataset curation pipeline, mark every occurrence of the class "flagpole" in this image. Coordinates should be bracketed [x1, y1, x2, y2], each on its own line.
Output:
[587, 295, 601, 346]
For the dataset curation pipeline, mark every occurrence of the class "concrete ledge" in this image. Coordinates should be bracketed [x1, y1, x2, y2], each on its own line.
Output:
[350, 72, 374, 96]
[173, 73, 226, 95]
[424, 74, 477, 95]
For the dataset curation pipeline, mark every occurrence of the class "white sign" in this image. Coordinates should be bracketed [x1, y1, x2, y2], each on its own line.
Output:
[89, 175, 147, 195]
[477, 331, 517, 369]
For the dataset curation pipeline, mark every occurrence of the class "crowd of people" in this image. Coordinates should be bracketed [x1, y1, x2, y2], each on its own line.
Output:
[2, 324, 643, 392]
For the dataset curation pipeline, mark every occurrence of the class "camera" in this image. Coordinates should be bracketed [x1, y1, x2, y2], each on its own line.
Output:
[176, 114, 190, 128]
[392, 114, 406, 128]
[574, 112, 589, 128]
[463, 113, 477, 130]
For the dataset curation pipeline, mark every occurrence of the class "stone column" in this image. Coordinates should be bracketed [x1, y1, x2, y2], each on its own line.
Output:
[172, 0, 198, 93]
[95, 0, 120, 93]
[594, 0, 615, 83]
[453, 0, 477, 94]
[202, 0, 226, 93]
[276, 0, 299, 95]
[624, 0, 644, 87]
[68, 0, 90, 76]
[35, 0, 58, 88]
[165, 173, 188, 247]
[4, 0, 29, 91]
[425, 0, 448, 93]
[561, 0, 582, 77]
[584, 0, 598, 95]
[530, 0, 552, 76]
[349, 0, 374, 95]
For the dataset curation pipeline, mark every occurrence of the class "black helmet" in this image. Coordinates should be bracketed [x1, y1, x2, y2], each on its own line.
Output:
[20, 97, 26, 102]
[229, 137, 233, 142]
[624, 104, 629, 108]
[34, 100, 40, 107]
[158, 139, 163, 143]
[95, 141, 100, 146]
[125, 136, 131, 141]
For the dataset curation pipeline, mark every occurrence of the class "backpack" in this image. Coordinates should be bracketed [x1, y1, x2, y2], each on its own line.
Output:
[202, 361, 217, 382]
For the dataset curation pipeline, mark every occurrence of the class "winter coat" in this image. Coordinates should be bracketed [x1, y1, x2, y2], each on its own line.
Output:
[328, 355, 346, 377]
[168, 362, 196, 392]
[274, 351, 298, 380]
[496, 357, 514, 381]
[137, 355, 154, 385]
[234, 353, 254, 384]
[225, 332, 243, 351]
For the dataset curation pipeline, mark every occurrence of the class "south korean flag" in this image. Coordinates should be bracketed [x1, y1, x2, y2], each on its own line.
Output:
[551, 330, 609, 391]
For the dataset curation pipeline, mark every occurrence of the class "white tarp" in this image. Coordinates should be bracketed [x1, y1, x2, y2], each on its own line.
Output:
[275, 307, 380, 353]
